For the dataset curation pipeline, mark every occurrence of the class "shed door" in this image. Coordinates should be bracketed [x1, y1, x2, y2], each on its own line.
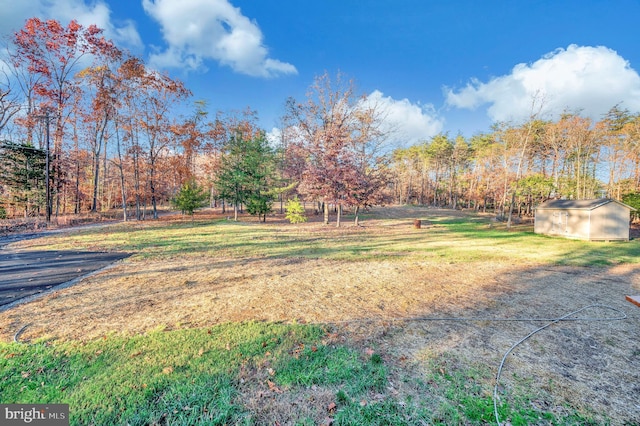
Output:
[551, 211, 568, 233]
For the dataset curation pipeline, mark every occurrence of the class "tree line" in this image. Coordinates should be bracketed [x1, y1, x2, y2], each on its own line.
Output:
[1, 18, 639, 224]
[391, 106, 640, 223]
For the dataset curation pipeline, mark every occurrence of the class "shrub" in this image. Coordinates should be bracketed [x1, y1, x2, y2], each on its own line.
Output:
[285, 197, 307, 224]
[172, 179, 208, 218]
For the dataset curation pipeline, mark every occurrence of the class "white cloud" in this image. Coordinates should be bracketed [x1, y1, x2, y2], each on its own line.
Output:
[0, 0, 143, 51]
[264, 92, 442, 151]
[364, 90, 443, 146]
[445, 45, 640, 123]
[142, 0, 297, 78]
[266, 127, 281, 146]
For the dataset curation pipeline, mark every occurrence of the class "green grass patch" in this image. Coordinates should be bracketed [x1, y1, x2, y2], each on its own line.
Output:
[1, 326, 606, 425]
[0, 323, 320, 425]
[0, 323, 422, 425]
[1, 323, 323, 425]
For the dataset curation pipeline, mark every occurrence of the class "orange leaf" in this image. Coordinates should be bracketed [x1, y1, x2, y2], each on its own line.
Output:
[267, 380, 283, 393]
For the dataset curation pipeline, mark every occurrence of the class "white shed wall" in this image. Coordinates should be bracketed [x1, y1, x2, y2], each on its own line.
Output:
[589, 202, 630, 241]
[535, 201, 632, 241]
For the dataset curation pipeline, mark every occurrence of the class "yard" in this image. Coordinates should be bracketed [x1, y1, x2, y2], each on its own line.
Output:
[1, 206, 639, 425]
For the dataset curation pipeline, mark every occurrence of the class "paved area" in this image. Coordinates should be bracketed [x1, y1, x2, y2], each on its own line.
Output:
[0, 229, 129, 309]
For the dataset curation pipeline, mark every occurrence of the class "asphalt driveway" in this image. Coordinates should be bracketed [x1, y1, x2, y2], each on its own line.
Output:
[0, 230, 129, 309]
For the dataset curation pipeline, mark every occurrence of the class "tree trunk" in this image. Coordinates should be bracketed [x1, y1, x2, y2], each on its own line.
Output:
[149, 164, 158, 219]
[336, 204, 342, 227]
[115, 122, 127, 222]
[507, 190, 516, 228]
[91, 151, 100, 212]
[323, 200, 329, 224]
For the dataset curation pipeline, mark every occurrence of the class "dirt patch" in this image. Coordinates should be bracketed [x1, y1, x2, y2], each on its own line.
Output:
[369, 263, 640, 424]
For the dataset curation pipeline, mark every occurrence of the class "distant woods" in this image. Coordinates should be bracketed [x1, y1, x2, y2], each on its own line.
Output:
[391, 108, 640, 219]
[1, 18, 639, 224]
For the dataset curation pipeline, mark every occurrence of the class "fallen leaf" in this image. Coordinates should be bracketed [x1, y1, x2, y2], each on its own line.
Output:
[365, 348, 375, 356]
[162, 367, 173, 374]
[360, 399, 367, 407]
[327, 402, 336, 412]
[267, 380, 283, 393]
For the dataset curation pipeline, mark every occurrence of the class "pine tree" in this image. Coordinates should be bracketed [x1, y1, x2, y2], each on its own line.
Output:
[0, 141, 47, 217]
[214, 131, 275, 221]
[172, 179, 208, 219]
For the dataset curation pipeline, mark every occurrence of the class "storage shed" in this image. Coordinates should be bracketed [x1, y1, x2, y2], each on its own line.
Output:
[534, 199, 635, 241]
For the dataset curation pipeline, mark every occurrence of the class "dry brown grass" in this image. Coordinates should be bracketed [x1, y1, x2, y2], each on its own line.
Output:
[1, 206, 639, 424]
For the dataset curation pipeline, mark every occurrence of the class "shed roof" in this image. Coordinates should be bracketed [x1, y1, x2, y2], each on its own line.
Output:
[536, 198, 636, 211]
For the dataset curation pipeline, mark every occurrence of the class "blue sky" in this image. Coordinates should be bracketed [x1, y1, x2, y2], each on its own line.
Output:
[3, 0, 640, 146]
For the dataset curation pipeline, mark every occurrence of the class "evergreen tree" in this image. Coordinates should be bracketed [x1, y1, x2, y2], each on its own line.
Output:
[214, 131, 275, 221]
[0, 141, 47, 217]
[172, 179, 208, 219]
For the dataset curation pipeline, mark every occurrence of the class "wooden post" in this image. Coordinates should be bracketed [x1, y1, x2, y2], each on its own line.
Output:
[626, 295, 640, 308]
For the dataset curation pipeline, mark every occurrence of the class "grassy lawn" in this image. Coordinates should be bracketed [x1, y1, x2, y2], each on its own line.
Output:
[0, 323, 597, 425]
[19, 207, 640, 265]
[1, 323, 400, 425]
[1, 206, 638, 425]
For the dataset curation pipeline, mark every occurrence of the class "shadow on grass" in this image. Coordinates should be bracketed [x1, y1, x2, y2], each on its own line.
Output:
[29, 206, 640, 267]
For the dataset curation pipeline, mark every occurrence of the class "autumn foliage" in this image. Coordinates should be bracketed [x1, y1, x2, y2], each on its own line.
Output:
[1, 19, 639, 223]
